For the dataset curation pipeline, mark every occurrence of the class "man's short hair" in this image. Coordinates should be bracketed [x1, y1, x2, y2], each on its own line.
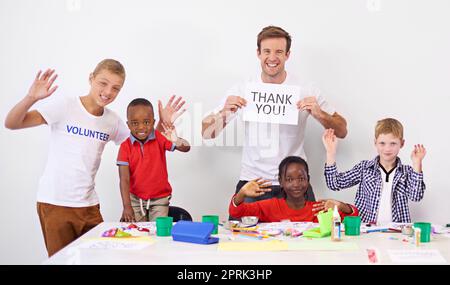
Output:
[257, 26, 292, 53]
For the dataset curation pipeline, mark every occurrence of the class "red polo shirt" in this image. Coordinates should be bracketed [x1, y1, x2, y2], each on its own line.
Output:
[117, 130, 175, 200]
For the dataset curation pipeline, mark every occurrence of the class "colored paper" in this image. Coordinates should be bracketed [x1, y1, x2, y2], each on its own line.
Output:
[78, 236, 155, 250]
[287, 239, 359, 251]
[218, 240, 288, 251]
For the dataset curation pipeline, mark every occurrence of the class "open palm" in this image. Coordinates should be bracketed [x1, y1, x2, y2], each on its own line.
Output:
[158, 95, 186, 125]
[161, 121, 178, 142]
[241, 178, 272, 197]
[27, 69, 58, 101]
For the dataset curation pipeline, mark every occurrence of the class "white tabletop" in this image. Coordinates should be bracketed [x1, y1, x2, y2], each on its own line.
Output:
[43, 222, 450, 265]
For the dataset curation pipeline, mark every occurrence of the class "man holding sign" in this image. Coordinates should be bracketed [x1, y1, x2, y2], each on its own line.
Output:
[202, 26, 347, 203]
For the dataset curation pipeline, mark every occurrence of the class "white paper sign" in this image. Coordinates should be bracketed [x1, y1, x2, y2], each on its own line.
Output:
[243, 83, 300, 125]
[388, 249, 447, 264]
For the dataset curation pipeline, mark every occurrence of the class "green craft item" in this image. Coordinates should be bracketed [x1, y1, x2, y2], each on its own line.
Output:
[303, 209, 333, 238]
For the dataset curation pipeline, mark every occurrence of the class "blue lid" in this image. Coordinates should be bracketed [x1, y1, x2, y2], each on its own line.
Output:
[171, 221, 219, 244]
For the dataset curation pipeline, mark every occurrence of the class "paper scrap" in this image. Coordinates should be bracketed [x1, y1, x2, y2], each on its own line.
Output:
[218, 240, 288, 251]
[388, 249, 447, 264]
[366, 248, 380, 264]
[78, 236, 155, 250]
[287, 239, 359, 251]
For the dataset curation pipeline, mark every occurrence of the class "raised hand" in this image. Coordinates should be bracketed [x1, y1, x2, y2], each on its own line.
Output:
[27, 69, 58, 101]
[161, 121, 178, 142]
[240, 178, 272, 198]
[158, 95, 186, 126]
[322, 128, 338, 155]
[411, 144, 426, 172]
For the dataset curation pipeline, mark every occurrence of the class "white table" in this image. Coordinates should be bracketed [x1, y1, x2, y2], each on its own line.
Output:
[43, 222, 450, 265]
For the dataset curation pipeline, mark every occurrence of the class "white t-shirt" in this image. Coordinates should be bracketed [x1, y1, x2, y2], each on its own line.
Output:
[210, 73, 335, 184]
[377, 167, 396, 225]
[36, 96, 129, 207]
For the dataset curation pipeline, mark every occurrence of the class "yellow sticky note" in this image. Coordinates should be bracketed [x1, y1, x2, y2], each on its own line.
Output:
[218, 240, 288, 251]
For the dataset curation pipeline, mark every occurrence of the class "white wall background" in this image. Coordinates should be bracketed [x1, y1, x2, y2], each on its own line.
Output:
[1, 0, 449, 264]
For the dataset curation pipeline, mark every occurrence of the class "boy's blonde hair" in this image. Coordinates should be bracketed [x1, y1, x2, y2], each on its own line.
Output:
[375, 118, 404, 140]
[92, 59, 126, 79]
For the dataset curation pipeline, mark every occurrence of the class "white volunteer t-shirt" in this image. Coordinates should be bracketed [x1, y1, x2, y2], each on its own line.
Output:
[376, 167, 396, 225]
[210, 73, 335, 184]
[35, 96, 129, 207]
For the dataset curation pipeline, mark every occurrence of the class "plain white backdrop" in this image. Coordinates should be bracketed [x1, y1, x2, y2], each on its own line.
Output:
[1, 0, 449, 264]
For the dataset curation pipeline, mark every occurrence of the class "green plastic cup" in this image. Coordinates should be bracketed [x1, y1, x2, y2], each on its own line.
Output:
[317, 209, 333, 235]
[202, 215, 219, 234]
[156, 216, 173, 236]
[343, 216, 361, 236]
[414, 222, 431, 243]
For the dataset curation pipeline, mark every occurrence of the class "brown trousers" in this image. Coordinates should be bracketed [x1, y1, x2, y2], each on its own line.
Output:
[37, 202, 103, 257]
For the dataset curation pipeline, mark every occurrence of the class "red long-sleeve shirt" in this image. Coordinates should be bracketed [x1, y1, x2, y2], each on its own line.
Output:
[229, 196, 359, 222]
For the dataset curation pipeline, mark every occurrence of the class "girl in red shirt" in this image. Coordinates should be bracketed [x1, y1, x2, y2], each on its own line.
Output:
[229, 156, 358, 222]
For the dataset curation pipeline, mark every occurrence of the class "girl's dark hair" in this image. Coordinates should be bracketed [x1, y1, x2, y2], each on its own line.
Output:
[278, 156, 310, 182]
[278, 156, 310, 199]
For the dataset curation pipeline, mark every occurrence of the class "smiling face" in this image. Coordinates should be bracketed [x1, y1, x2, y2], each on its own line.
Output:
[89, 69, 124, 107]
[279, 162, 309, 201]
[257, 37, 290, 83]
[127, 105, 155, 143]
[375, 133, 404, 164]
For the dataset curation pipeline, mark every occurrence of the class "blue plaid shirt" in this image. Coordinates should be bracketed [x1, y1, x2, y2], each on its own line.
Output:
[324, 156, 425, 223]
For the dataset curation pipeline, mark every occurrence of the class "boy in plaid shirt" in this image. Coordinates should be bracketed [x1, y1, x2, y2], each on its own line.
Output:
[322, 118, 426, 224]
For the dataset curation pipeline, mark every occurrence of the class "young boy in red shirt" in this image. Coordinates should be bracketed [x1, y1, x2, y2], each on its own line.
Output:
[117, 98, 190, 222]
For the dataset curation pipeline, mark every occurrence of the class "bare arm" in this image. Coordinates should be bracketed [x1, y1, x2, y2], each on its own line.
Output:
[160, 122, 191, 152]
[297, 97, 347, 138]
[201, 96, 246, 139]
[4, 69, 58, 130]
[201, 111, 227, 139]
[315, 112, 347, 139]
[118, 165, 135, 222]
[5, 102, 47, 129]
[174, 137, 191, 152]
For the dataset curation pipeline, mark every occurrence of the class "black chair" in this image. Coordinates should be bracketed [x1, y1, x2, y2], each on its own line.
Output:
[168, 206, 193, 222]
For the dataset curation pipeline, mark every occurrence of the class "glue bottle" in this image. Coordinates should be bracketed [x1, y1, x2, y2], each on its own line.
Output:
[331, 205, 341, 241]
[413, 227, 421, 247]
